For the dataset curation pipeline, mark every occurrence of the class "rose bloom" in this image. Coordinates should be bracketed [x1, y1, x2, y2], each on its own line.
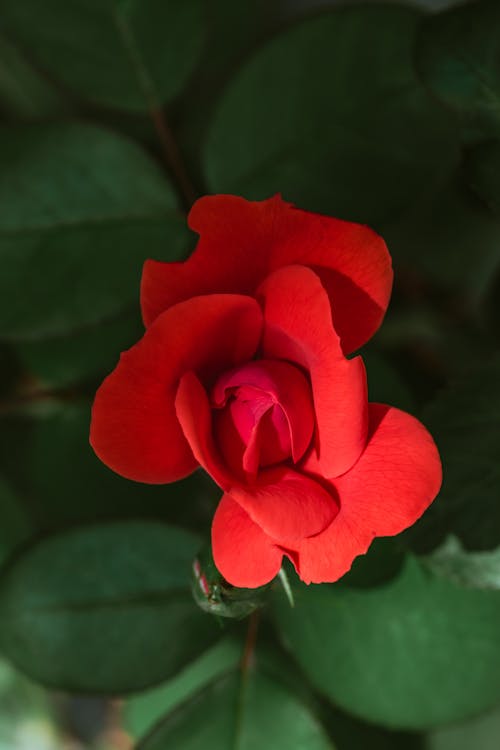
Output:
[90, 195, 441, 588]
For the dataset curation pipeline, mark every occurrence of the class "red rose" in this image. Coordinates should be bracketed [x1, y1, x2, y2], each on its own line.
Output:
[90, 195, 442, 588]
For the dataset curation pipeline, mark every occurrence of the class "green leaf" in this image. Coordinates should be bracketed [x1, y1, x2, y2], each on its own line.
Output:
[273, 557, 500, 729]
[124, 637, 242, 739]
[137, 661, 334, 750]
[416, 0, 500, 136]
[466, 140, 500, 218]
[175, 0, 287, 186]
[15, 307, 144, 387]
[383, 170, 500, 301]
[0, 122, 190, 340]
[0, 521, 221, 693]
[204, 4, 458, 225]
[338, 537, 405, 590]
[425, 536, 500, 591]
[0, 401, 220, 532]
[319, 703, 422, 750]
[0, 0, 204, 111]
[0, 32, 68, 119]
[416, 355, 500, 550]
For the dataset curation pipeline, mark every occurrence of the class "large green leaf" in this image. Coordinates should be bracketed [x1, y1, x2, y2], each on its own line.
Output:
[0, 122, 190, 340]
[15, 306, 144, 387]
[0, 521, 221, 693]
[0, 401, 220, 531]
[383, 170, 500, 301]
[414, 355, 500, 551]
[124, 637, 242, 739]
[0, 0, 204, 111]
[204, 4, 458, 225]
[175, 0, 287, 186]
[417, 0, 500, 136]
[137, 661, 334, 750]
[273, 557, 500, 729]
[0, 32, 67, 119]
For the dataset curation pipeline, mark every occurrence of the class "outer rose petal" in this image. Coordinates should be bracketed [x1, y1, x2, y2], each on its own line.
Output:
[258, 265, 368, 478]
[90, 295, 262, 484]
[212, 495, 283, 588]
[229, 468, 338, 546]
[296, 404, 442, 584]
[141, 194, 393, 353]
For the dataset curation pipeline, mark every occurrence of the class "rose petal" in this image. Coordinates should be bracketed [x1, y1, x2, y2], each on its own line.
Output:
[175, 370, 236, 489]
[141, 194, 392, 353]
[230, 467, 338, 547]
[212, 359, 314, 464]
[258, 265, 368, 478]
[177, 372, 338, 547]
[212, 494, 283, 588]
[90, 295, 262, 483]
[296, 404, 442, 584]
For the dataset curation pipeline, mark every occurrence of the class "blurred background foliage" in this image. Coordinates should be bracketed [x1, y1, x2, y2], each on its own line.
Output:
[0, 0, 500, 747]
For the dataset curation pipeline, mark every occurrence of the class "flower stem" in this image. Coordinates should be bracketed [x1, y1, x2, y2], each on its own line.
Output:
[240, 609, 260, 675]
[149, 107, 198, 209]
[111, 6, 197, 209]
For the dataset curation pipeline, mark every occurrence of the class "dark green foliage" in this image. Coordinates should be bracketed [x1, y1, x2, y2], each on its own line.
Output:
[416, 356, 500, 551]
[0, 122, 191, 340]
[204, 5, 459, 225]
[0, 0, 204, 111]
[137, 661, 334, 750]
[417, 0, 500, 137]
[273, 557, 500, 729]
[0, 1, 499, 746]
[0, 522, 220, 692]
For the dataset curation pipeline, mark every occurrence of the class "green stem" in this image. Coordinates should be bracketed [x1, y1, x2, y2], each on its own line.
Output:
[233, 610, 260, 749]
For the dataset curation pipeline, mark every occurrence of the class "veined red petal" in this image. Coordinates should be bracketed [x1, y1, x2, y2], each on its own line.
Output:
[296, 404, 442, 584]
[90, 295, 262, 484]
[258, 265, 368, 478]
[141, 194, 392, 353]
[212, 494, 283, 588]
[230, 468, 338, 547]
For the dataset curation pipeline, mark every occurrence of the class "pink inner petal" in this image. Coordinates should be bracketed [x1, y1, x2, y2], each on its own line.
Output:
[211, 359, 314, 477]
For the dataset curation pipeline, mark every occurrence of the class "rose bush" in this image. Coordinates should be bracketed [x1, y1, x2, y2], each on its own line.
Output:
[90, 195, 441, 588]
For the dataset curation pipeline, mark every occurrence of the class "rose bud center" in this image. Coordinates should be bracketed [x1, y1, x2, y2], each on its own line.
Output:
[211, 360, 315, 478]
